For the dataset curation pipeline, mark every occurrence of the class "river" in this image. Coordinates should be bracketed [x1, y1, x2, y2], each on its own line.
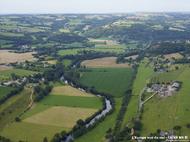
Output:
[62, 77, 113, 142]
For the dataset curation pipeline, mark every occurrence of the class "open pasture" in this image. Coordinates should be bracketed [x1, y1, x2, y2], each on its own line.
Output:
[0, 122, 66, 142]
[51, 85, 94, 97]
[81, 57, 130, 68]
[79, 68, 133, 97]
[0, 50, 36, 64]
[122, 59, 154, 127]
[40, 95, 102, 109]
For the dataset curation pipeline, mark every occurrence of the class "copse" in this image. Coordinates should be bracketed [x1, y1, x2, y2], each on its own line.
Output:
[34, 84, 53, 102]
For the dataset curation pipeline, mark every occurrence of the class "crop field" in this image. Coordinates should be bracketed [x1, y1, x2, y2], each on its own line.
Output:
[164, 53, 183, 60]
[79, 68, 133, 97]
[1, 84, 102, 142]
[0, 86, 15, 100]
[81, 57, 130, 68]
[45, 60, 57, 65]
[51, 85, 94, 97]
[0, 65, 12, 71]
[88, 38, 119, 45]
[40, 95, 102, 109]
[0, 68, 38, 81]
[141, 65, 190, 136]
[0, 122, 66, 142]
[76, 98, 122, 142]
[122, 60, 154, 127]
[23, 106, 97, 128]
[0, 50, 36, 64]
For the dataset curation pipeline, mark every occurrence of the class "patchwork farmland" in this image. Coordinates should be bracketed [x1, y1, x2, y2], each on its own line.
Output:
[0, 84, 102, 142]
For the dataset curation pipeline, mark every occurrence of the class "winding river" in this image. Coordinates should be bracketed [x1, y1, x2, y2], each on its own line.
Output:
[62, 77, 113, 142]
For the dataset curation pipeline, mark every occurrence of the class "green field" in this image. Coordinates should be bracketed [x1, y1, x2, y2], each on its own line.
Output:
[1, 122, 67, 142]
[0, 32, 24, 37]
[79, 68, 133, 97]
[40, 95, 102, 109]
[122, 60, 154, 127]
[63, 59, 72, 67]
[0, 89, 31, 130]
[0, 69, 38, 81]
[76, 98, 122, 142]
[141, 65, 190, 136]
[0, 83, 103, 142]
[21, 104, 51, 119]
[0, 86, 15, 100]
[58, 46, 125, 56]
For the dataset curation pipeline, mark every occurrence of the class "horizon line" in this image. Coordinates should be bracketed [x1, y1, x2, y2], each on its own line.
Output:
[1, 11, 190, 15]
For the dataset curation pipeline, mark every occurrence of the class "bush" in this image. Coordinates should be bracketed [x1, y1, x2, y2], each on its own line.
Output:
[186, 123, 190, 129]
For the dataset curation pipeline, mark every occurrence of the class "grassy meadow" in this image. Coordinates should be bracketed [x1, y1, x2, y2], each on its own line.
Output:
[79, 68, 134, 97]
[40, 95, 102, 109]
[122, 60, 154, 127]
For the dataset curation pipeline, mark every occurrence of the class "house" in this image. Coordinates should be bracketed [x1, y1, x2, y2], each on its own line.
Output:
[171, 82, 180, 89]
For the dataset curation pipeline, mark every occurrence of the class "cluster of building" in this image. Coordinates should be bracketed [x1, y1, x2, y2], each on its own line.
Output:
[0, 77, 27, 87]
[147, 81, 180, 97]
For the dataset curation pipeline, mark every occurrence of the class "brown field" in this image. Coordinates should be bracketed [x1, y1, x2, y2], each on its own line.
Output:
[81, 57, 130, 68]
[125, 55, 139, 60]
[0, 50, 36, 64]
[23, 106, 97, 128]
[51, 85, 94, 97]
[164, 53, 183, 60]
[0, 65, 13, 71]
[88, 38, 118, 45]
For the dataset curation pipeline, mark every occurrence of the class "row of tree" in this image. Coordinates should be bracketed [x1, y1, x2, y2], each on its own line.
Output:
[0, 86, 23, 105]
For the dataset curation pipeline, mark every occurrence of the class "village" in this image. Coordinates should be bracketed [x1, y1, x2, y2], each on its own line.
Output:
[146, 81, 181, 97]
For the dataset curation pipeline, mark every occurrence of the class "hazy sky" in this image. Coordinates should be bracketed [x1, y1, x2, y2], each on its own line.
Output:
[0, 0, 190, 14]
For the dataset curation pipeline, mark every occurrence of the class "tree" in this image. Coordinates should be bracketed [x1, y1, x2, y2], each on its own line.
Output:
[11, 73, 18, 80]
[43, 137, 48, 142]
[15, 117, 21, 122]
[186, 123, 190, 129]
[173, 125, 182, 131]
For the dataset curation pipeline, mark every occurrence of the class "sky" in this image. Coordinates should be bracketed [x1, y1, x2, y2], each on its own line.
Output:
[0, 0, 190, 14]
